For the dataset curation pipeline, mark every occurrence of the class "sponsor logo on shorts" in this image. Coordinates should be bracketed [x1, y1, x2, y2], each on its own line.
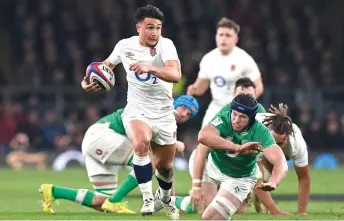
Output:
[231, 64, 236, 71]
[173, 131, 176, 138]
[96, 149, 103, 155]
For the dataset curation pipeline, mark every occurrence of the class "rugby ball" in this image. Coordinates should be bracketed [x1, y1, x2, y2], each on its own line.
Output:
[86, 62, 115, 91]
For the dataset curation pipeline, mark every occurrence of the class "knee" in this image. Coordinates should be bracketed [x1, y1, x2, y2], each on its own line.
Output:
[155, 158, 173, 170]
[132, 137, 150, 156]
[236, 203, 249, 214]
[202, 210, 212, 220]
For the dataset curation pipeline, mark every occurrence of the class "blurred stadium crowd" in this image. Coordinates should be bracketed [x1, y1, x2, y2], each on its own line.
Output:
[0, 0, 344, 169]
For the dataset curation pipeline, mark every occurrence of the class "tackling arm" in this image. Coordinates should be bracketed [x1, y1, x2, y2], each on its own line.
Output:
[198, 124, 239, 153]
[262, 145, 288, 187]
[254, 159, 289, 215]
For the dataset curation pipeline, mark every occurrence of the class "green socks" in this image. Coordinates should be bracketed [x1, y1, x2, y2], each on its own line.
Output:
[109, 173, 138, 203]
[175, 196, 197, 214]
[52, 186, 94, 207]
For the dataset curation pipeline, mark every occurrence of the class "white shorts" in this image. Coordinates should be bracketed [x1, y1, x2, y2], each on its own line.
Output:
[122, 103, 177, 145]
[206, 155, 258, 203]
[188, 149, 212, 184]
[82, 123, 134, 178]
[202, 101, 224, 127]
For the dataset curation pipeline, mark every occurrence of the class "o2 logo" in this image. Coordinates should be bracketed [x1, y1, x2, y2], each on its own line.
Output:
[135, 72, 158, 84]
[214, 76, 230, 91]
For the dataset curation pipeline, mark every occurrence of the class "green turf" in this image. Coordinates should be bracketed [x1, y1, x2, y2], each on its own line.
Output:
[1, 167, 344, 220]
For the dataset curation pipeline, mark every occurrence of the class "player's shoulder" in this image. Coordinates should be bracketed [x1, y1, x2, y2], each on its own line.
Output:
[117, 36, 139, 47]
[158, 36, 176, 48]
[202, 48, 220, 60]
[255, 112, 273, 123]
[160, 36, 174, 43]
[254, 119, 269, 132]
[290, 123, 305, 141]
[211, 110, 230, 125]
[232, 46, 254, 59]
[292, 123, 302, 133]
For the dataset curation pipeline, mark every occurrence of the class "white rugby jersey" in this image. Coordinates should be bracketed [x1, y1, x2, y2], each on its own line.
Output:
[198, 46, 260, 106]
[109, 36, 179, 118]
[256, 113, 309, 167]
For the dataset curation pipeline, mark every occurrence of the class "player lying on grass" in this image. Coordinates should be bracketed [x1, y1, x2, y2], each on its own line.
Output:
[39, 95, 199, 214]
[252, 104, 310, 215]
[195, 94, 288, 220]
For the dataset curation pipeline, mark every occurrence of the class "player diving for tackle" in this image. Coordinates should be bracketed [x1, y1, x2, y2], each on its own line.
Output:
[193, 93, 288, 220]
[39, 95, 199, 214]
[175, 103, 309, 216]
[171, 78, 266, 214]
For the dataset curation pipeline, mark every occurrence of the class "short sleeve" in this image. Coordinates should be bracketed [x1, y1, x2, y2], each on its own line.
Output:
[291, 124, 309, 167]
[209, 113, 228, 137]
[243, 54, 261, 81]
[197, 55, 211, 79]
[108, 40, 124, 65]
[161, 38, 179, 62]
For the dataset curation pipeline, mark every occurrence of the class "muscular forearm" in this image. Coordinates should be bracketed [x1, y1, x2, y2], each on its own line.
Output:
[297, 176, 310, 213]
[198, 131, 238, 153]
[150, 66, 181, 83]
[268, 160, 287, 187]
[192, 145, 209, 180]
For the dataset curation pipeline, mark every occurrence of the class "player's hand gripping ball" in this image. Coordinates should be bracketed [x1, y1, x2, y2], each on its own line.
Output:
[86, 62, 115, 92]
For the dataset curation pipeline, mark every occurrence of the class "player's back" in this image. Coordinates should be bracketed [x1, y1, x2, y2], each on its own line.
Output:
[113, 36, 179, 118]
[97, 109, 126, 135]
[200, 46, 260, 106]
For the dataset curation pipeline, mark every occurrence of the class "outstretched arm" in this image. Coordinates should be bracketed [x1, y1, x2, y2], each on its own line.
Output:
[261, 145, 288, 188]
[198, 124, 239, 152]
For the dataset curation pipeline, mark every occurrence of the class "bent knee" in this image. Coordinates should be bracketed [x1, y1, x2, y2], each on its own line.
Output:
[155, 158, 173, 169]
[132, 138, 150, 155]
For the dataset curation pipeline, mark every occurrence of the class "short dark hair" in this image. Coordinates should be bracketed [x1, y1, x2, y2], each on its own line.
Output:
[216, 17, 240, 34]
[235, 77, 256, 90]
[134, 5, 164, 23]
[263, 104, 294, 136]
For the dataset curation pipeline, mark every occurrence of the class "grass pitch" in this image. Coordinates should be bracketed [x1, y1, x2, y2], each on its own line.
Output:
[1, 167, 344, 220]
